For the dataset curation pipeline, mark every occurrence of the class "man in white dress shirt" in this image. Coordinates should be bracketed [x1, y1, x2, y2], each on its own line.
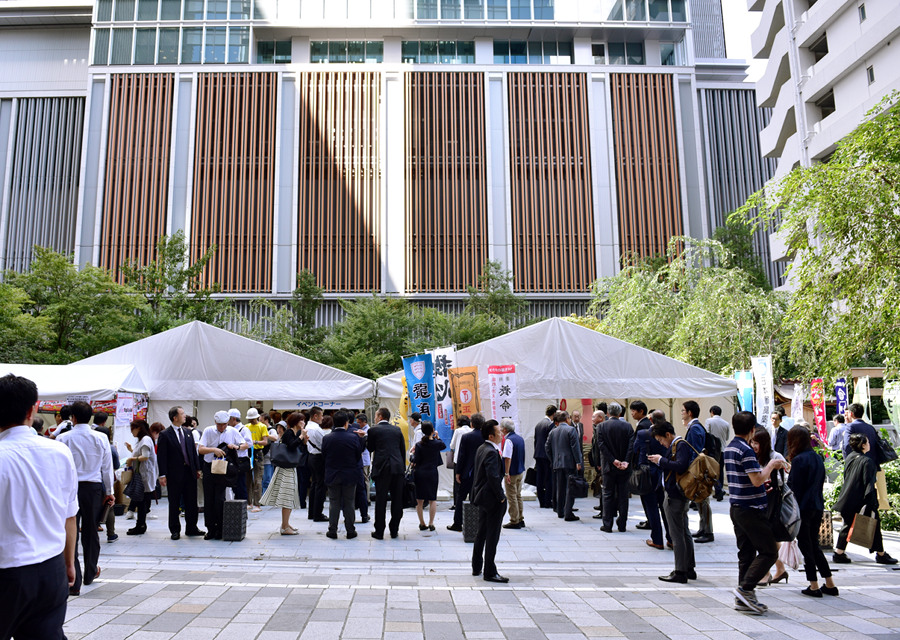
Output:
[58, 400, 114, 595]
[0, 374, 79, 640]
[198, 411, 247, 540]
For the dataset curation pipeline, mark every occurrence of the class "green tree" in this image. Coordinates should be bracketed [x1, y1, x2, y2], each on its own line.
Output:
[6, 247, 147, 362]
[0, 283, 51, 362]
[736, 93, 900, 377]
[120, 231, 231, 334]
[711, 217, 771, 290]
[289, 270, 327, 352]
[464, 260, 528, 324]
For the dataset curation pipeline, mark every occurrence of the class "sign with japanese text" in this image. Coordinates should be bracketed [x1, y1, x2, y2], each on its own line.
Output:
[791, 383, 805, 421]
[834, 378, 848, 417]
[810, 378, 827, 443]
[449, 366, 481, 419]
[883, 380, 900, 431]
[402, 353, 436, 422]
[853, 376, 871, 423]
[115, 392, 134, 428]
[427, 346, 456, 441]
[488, 364, 518, 425]
[735, 370, 754, 412]
[751, 355, 775, 437]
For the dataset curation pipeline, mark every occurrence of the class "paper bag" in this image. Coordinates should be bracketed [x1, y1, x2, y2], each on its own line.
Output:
[848, 507, 877, 550]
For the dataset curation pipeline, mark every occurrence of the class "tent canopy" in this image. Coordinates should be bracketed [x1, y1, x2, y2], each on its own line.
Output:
[76, 321, 374, 402]
[377, 317, 737, 400]
[0, 363, 147, 401]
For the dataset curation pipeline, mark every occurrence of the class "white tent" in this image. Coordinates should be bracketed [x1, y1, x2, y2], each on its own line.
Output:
[76, 321, 374, 424]
[0, 363, 147, 401]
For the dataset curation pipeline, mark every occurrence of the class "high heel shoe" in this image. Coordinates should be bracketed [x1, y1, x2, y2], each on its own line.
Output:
[769, 571, 789, 584]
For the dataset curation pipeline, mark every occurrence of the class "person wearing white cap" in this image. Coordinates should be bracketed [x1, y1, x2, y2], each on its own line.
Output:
[198, 411, 247, 540]
[227, 409, 252, 501]
[245, 408, 270, 512]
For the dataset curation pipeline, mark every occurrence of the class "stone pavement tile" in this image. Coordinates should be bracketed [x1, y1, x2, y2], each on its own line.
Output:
[870, 616, 900, 629]
[341, 621, 384, 639]
[130, 597, 182, 615]
[458, 612, 502, 632]
[422, 601, 457, 615]
[644, 615, 697, 636]
[127, 632, 176, 640]
[579, 627, 624, 638]
[544, 634, 589, 640]
[264, 612, 310, 631]
[712, 613, 775, 633]
[198, 601, 241, 618]
[168, 602, 208, 614]
[619, 632, 669, 640]
[309, 607, 348, 622]
[231, 613, 272, 624]
[627, 608, 668, 617]
[170, 627, 220, 640]
[256, 633, 300, 640]
[593, 611, 656, 634]
[382, 633, 424, 640]
[298, 621, 343, 640]
[825, 616, 900, 636]
[385, 621, 424, 632]
[110, 613, 156, 627]
[212, 622, 265, 639]
[80, 624, 142, 639]
[452, 604, 490, 614]
[502, 628, 549, 640]
[64, 612, 120, 634]
[142, 612, 195, 633]
[185, 617, 231, 629]
[569, 615, 611, 628]
[386, 608, 422, 622]
[825, 633, 885, 640]
[670, 610, 732, 632]
[496, 617, 538, 629]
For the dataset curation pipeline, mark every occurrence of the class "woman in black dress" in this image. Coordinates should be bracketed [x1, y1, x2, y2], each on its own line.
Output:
[412, 422, 446, 531]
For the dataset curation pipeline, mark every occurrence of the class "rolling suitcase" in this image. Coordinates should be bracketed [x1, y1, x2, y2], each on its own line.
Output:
[223, 499, 247, 541]
[463, 502, 480, 543]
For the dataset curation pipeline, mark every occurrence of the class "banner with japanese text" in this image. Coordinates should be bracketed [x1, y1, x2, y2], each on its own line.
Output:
[751, 355, 775, 436]
[791, 383, 805, 421]
[391, 376, 411, 450]
[735, 370, 754, 412]
[810, 378, 827, 442]
[402, 354, 436, 423]
[883, 380, 900, 431]
[853, 376, 871, 423]
[449, 366, 481, 419]
[487, 364, 518, 425]
[427, 346, 457, 441]
[834, 378, 848, 417]
[115, 392, 135, 428]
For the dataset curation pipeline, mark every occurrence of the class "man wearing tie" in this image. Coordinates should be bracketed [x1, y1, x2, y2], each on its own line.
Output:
[157, 406, 205, 540]
[471, 419, 509, 583]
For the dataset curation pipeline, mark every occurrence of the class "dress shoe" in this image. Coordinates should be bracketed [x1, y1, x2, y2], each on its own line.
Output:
[599, 525, 613, 533]
[204, 532, 216, 540]
[68, 588, 80, 597]
[390, 531, 399, 539]
[691, 530, 707, 538]
[472, 568, 481, 576]
[484, 574, 509, 583]
[502, 522, 518, 529]
[516, 521, 525, 529]
[636, 521, 651, 530]
[107, 534, 119, 543]
[326, 530, 338, 539]
[832, 552, 851, 564]
[769, 571, 788, 584]
[126, 527, 145, 536]
[646, 540, 664, 550]
[618, 526, 627, 532]
[564, 515, 580, 522]
[801, 587, 823, 598]
[360, 516, 370, 523]
[171, 533, 180, 540]
[371, 532, 384, 540]
[686, 569, 697, 580]
[876, 553, 899, 565]
[83, 567, 100, 586]
[666, 540, 674, 550]
[313, 515, 329, 523]
[447, 524, 463, 532]
[694, 534, 715, 544]
[185, 529, 205, 537]
[593, 505, 602, 511]
[658, 571, 687, 584]
[592, 514, 604, 520]
[572, 508, 579, 512]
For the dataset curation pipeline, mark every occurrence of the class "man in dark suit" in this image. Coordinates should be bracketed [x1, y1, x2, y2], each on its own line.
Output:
[448, 413, 486, 532]
[843, 402, 886, 467]
[533, 405, 557, 509]
[322, 410, 367, 540]
[157, 406, 204, 540]
[366, 407, 407, 539]
[597, 402, 635, 533]
[545, 411, 582, 521]
[471, 419, 508, 583]
[631, 401, 653, 531]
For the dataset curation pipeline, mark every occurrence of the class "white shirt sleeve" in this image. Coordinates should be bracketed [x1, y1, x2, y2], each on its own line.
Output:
[502, 439, 513, 459]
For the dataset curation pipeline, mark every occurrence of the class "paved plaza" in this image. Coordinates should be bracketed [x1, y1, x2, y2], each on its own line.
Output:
[65, 496, 900, 640]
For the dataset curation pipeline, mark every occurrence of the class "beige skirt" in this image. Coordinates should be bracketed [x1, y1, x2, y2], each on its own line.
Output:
[260, 466, 301, 509]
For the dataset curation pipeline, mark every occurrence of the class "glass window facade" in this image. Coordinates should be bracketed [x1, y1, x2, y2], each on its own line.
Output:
[401, 40, 475, 63]
[534, 0, 552, 19]
[110, 28, 133, 64]
[97, 0, 113, 21]
[487, 0, 506, 19]
[591, 43, 605, 64]
[493, 40, 572, 64]
[94, 28, 110, 64]
[134, 28, 157, 63]
[660, 41, 684, 65]
[309, 41, 383, 63]
[417, 0, 438, 18]
[228, 26, 249, 63]
[114, 0, 135, 21]
[205, 26, 226, 63]
[206, 0, 228, 19]
[158, 27, 179, 63]
[603, 0, 685, 22]
[231, 0, 252, 19]
[137, 0, 158, 20]
[510, 0, 530, 19]
[464, 0, 483, 18]
[604, 41, 644, 65]
[181, 27, 202, 63]
[183, 0, 203, 20]
[160, 0, 181, 19]
[441, 0, 461, 18]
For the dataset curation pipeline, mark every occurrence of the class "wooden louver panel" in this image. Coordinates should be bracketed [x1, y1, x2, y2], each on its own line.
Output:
[508, 72, 595, 292]
[609, 73, 682, 261]
[101, 74, 173, 280]
[192, 72, 277, 292]
[405, 72, 488, 292]
[297, 71, 381, 292]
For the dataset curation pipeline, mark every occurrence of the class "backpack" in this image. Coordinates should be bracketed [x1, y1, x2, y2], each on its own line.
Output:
[674, 439, 720, 503]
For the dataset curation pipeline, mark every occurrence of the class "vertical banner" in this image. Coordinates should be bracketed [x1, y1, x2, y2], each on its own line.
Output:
[402, 354, 436, 422]
[734, 371, 755, 411]
[834, 377, 848, 417]
[487, 364, 518, 425]
[751, 355, 775, 435]
[810, 378, 827, 443]
[791, 383, 805, 421]
[391, 376, 411, 450]
[883, 380, 900, 430]
[853, 376, 871, 423]
[115, 392, 135, 428]
[449, 366, 481, 418]
[427, 346, 457, 442]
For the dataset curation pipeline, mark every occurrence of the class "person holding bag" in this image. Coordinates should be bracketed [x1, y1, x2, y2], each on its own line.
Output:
[261, 412, 306, 535]
[749, 428, 788, 585]
[833, 434, 898, 565]
[124, 420, 158, 536]
[412, 422, 446, 531]
[786, 426, 838, 597]
[198, 411, 247, 540]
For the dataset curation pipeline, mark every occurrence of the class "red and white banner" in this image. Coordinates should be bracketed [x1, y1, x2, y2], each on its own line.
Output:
[810, 378, 827, 443]
[488, 364, 518, 425]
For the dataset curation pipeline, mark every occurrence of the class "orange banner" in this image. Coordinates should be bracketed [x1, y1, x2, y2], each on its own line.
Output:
[449, 366, 481, 419]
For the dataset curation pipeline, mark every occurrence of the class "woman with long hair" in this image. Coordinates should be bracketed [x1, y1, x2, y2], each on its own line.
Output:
[786, 425, 837, 597]
[261, 412, 306, 534]
[749, 427, 787, 584]
[125, 419, 158, 536]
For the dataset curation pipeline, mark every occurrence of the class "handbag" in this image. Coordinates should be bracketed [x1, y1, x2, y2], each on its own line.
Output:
[524, 467, 537, 486]
[767, 470, 801, 542]
[211, 459, 229, 475]
[120, 466, 134, 485]
[123, 462, 145, 503]
[568, 474, 589, 499]
[402, 466, 417, 509]
[848, 506, 878, 549]
[445, 450, 455, 470]
[270, 442, 302, 468]
[878, 434, 898, 462]
[628, 464, 654, 496]
[778, 539, 801, 570]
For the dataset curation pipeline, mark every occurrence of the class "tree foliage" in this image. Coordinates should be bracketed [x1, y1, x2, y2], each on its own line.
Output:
[465, 260, 528, 323]
[736, 93, 900, 377]
[0, 283, 51, 362]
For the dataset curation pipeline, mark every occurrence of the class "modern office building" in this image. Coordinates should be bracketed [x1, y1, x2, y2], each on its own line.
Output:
[749, 0, 900, 268]
[0, 0, 779, 324]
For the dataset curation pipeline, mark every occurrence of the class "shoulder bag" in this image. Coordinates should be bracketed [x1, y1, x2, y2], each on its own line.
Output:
[628, 464, 655, 496]
[271, 441, 302, 468]
[402, 465, 418, 509]
[766, 469, 801, 542]
[123, 459, 145, 503]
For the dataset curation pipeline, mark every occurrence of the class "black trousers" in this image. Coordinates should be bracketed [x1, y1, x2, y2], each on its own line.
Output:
[134, 492, 153, 530]
[535, 458, 552, 508]
[553, 468, 576, 518]
[797, 509, 832, 582]
[0, 553, 69, 640]
[355, 469, 369, 518]
[308, 455, 326, 519]
[202, 462, 227, 538]
[328, 482, 357, 535]
[297, 465, 310, 509]
[473, 503, 504, 578]
[166, 467, 199, 535]
[602, 474, 630, 530]
[640, 486, 665, 546]
[452, 476, 473, 528]
[730, 505, 777, 591]
[373, 472, 405, 536]
[73, 480, 102, 591]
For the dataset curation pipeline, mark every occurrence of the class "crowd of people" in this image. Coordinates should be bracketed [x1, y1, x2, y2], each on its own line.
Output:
[1, 370, 899, 639]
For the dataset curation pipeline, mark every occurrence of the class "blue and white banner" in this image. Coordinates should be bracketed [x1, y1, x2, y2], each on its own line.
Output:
[402, 353, 436, 423]
[834, 378, 848, 417]
[426, 346, 456, 442]
[735, 371, 754, 412]
[751, 355, 775, 436]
